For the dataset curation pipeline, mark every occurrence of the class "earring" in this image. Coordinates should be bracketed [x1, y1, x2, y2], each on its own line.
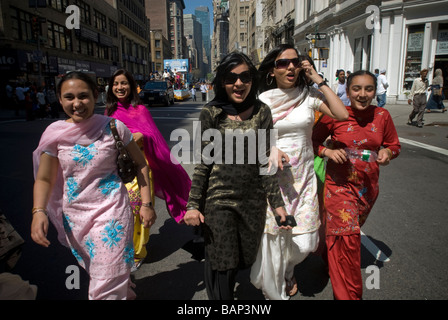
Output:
[266, 74, 274, 86]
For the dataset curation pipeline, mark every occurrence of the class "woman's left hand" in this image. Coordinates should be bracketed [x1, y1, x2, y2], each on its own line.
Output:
[132, 132, 144, 144]
[377, 148, 392, 166]
[140, 205, 157, 228]
[301, 60, 320, 83]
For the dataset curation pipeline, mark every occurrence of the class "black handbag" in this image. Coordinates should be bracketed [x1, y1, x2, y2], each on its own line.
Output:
[110, 119, 138, 183]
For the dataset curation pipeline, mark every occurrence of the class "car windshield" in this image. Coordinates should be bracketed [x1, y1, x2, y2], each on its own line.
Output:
[144, 82, 167, 90]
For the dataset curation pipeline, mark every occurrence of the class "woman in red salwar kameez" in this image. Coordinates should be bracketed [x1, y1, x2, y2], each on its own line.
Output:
[312, 70, 401, 300]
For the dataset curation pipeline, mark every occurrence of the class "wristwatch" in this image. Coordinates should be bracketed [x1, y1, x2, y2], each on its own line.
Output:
[141, 202, 153, 207]
[318, 80, 328, 88]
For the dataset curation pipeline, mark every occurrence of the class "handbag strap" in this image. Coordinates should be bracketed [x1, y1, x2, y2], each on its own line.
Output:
[109, 119, 128, 155]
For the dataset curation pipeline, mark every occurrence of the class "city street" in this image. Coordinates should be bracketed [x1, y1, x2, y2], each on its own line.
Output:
[0, 96, 447, 301]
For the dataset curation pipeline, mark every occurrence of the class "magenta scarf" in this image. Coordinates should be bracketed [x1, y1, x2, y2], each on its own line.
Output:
[110, 102, 191, 223]
[33, 114, 111, 246]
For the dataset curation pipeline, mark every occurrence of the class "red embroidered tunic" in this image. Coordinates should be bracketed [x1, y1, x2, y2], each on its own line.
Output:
[312, 106, 401, 236]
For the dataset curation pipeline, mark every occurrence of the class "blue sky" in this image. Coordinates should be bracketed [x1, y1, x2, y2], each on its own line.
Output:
[183, 0, 214, 33]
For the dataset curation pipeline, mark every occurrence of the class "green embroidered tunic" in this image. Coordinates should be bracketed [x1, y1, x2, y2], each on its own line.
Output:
[187, 103, 284, 271]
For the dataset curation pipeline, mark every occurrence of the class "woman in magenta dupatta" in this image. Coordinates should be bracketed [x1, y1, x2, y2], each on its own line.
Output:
[105, 69, 191, 269]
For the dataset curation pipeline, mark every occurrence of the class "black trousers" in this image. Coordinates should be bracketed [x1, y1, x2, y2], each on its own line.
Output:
[204, 250, 238, 300]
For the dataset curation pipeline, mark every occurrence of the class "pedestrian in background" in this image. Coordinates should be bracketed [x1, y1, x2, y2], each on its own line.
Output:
[251, 44, 348, 300]
[312, 70, 401, 300]
[376, 69, 389, 107]
[407, 68, 429, 128]
[200, 82, 207, 101]
[332, 69, 351, 106]
[31, 71, 155, 299]
[183, 52, 287, 300]
[191, 86, 196, 101]
[426, 68, 446, 113]
[46, 85, 60, 119]
[105, 69, 191, 270]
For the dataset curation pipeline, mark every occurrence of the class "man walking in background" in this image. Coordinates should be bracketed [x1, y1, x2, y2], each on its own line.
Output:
[376, 69, 388, 107]
[407, 69, 429, 128]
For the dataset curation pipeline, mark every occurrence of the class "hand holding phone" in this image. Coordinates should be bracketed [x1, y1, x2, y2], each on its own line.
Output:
[275, 215, 297, 227]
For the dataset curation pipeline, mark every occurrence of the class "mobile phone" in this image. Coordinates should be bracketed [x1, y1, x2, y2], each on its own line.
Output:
[275, 215, 297, 227]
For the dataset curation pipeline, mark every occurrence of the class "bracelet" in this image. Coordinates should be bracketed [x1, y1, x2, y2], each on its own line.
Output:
[187, 207, 197, 211]
[318, 80, 328, 88]
[141, 202, 153, 207]
[32, 208, 47, 216]
[320, 147, 327, 157]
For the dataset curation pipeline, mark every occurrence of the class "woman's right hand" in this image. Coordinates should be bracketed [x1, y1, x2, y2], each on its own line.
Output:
[274, 206, 293, 230]
[184, 209, 205, 226]
[31, 211, 50, 247]
[268, 147, 290, 172]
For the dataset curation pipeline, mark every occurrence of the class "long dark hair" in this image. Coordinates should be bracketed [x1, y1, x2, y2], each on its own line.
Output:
[211, 52, 259, 103]
[57, 71, 98, 99]
[258, 43, 309, 93]
[105, 69, 142, 116]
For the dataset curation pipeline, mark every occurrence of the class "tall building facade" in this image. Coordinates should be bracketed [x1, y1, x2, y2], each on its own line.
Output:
[293, 0, 448, 103]
[0, 0, 127, 91]
[228, 0, 251, 54]
[115, 0, 151, 81]
[184, 14, 204, 80]
[212, 0, 229, 71]
[195, 6, 211, 74]
[169, 0, 186, 59]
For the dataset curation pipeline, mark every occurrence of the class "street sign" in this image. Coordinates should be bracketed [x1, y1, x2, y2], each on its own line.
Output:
[306, 33, 327, 40]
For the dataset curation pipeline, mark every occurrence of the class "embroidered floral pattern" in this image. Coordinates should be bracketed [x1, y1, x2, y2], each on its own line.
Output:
[66, 177, 80, 203]
[71, 247, 83, 262]
[123, 243, 134, 267]
[98, 174, 121, 197]
[71, 143, 98, 167]
[101, 219, 124, 249]
[85, 236, 96, 259]
[63, 213, 74, 233]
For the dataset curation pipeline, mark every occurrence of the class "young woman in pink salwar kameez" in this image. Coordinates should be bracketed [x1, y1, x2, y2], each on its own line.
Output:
[31, 71, 155, 300]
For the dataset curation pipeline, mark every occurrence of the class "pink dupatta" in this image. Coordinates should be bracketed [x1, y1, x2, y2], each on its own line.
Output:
[110, 103, 191, 223]
[32, 114, 111, 246]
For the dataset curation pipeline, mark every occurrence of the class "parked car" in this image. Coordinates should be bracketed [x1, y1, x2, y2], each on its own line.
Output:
[139, 81, 175, 106]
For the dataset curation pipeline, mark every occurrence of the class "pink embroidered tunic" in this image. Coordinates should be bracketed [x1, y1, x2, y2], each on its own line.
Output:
[33, 115, 134, 279]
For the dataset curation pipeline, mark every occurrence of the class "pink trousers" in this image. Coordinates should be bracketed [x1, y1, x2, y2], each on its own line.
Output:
[88, 273, 136, 300]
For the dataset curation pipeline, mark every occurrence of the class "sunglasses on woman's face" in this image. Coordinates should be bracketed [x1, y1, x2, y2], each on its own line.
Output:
[274, 58, 302, 69]
[223, 71, 252, 84]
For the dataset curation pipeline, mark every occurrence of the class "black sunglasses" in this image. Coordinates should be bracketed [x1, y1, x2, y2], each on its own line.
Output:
[223, 71, 252, 84]
[274, 58, 302, 69]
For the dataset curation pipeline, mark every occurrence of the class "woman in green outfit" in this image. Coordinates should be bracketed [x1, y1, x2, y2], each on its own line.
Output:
[184, 52, 288, 300]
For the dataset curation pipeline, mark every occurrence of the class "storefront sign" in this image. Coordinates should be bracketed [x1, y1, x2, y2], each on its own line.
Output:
[436, 30, 448, 55]
[407, 32, 423, 52]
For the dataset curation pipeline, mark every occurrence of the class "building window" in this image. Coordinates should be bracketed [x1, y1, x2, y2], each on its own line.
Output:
[94, 10, 107, 32]
[404, 24, 425, 90]
[353, 37, 363, 72]
[47, 21, 72, 51]
[10, 7, 34, 41]
[47, 0, 69, 11]
[75, 0, 91, 25]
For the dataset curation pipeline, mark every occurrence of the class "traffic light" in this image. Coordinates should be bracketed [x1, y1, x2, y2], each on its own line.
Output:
[31, 16, 39, 39]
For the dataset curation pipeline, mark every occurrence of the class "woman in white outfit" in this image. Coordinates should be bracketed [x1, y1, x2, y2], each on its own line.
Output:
[250, 44, 348, 300]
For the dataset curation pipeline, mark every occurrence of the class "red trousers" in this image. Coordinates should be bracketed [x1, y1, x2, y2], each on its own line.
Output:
[326, 234, 362, 300]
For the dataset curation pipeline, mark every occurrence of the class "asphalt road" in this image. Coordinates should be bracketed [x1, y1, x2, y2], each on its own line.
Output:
[0, 97, 447, 301]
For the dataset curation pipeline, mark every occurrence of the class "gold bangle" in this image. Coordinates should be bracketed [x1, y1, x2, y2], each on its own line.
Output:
[32, 208, 47, 216]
